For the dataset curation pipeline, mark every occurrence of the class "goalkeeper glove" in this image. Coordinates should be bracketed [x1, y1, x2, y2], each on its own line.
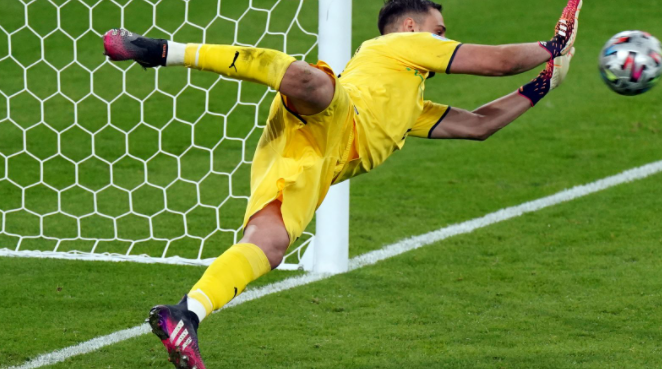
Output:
[540, 0, 582, 58]
[519, 47, 575, 106]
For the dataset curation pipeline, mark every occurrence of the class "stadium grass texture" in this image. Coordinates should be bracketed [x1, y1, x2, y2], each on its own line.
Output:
[30, 171, 662, 369]
[2, 0, 662, 367]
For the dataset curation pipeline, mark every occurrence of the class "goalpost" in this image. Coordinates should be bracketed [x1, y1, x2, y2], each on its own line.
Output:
[312, 0, 351, 274]
[0, 0, 351, 273]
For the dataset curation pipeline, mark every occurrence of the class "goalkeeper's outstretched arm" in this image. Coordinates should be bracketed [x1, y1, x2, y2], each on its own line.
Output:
[448, 0, 581, 77]
[430, 49, 575, 141]
[450, 43, 554, 77]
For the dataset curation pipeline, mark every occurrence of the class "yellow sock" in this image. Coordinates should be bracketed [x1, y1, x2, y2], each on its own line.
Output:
[188, 243, 271, 318]
[184, 44, 296, 90]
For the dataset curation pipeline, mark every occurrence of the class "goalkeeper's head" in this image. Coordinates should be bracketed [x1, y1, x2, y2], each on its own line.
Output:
[378, 0, 445, 36]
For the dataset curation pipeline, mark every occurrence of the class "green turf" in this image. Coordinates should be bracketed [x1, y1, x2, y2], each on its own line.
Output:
[2, 0, 662, 367]
[10, 152, 662, 369]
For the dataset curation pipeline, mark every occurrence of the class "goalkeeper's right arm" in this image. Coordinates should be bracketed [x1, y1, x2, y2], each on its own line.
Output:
[428, 48, 575, 140]
[448, 0, 581, 77]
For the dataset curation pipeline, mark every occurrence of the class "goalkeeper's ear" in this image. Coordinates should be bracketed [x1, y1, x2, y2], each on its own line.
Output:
[551, 47, 576, 90]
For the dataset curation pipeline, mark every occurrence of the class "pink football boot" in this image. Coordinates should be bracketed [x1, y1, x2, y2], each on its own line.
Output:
[103, 28, 168, 68]
[148, 296, 206, 369]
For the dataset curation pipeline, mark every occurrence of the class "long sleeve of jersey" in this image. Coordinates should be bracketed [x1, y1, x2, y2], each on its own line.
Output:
[386, 32, 462, 74]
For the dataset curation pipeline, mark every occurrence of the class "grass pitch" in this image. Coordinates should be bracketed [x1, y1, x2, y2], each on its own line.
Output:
[2, 0, 662, 368]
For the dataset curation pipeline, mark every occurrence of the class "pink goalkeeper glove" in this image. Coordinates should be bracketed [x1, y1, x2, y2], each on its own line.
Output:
[539, 0, 582, 58]
[519, 47, 576, 106]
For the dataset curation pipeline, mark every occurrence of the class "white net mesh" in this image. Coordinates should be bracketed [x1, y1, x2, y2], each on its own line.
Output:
[0, 0, 318, 269]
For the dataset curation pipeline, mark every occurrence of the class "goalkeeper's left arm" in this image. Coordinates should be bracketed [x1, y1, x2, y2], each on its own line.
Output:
[447, 0, 581, 77]
[429, 48, 575, 141]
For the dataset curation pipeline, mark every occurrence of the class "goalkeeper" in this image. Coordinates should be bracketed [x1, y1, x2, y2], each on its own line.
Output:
[104, 0, 581, 367]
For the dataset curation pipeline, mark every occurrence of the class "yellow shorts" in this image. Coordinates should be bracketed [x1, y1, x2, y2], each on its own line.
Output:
[243, 61, 356, 245]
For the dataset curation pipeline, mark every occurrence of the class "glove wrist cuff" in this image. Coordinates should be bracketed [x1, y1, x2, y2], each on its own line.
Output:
[519, 74, 551, 107]
[539, 36, 564, 58]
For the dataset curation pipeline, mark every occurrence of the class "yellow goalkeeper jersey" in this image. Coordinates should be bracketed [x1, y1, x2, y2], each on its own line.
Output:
[334, 32, 462, 183]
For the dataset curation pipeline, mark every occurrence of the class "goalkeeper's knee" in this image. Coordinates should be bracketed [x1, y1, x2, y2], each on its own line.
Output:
[279, 61, 335, 114]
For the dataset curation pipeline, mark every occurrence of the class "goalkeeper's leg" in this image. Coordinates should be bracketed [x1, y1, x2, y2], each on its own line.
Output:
[103, 29, 334, 115]
[106, 28, 334, 368]
[148, 201, 289, 369]
[188, 200, 289, 321]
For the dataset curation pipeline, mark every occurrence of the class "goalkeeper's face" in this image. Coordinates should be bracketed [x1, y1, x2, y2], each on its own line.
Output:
[397, 8, 446, 37]
[418, 8, 446, 36]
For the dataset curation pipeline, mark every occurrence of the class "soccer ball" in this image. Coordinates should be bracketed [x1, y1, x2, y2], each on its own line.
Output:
[599, 30, 662, 96]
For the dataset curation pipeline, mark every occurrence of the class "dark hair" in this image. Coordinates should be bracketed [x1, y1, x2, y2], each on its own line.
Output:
[378, 0, 443, 35]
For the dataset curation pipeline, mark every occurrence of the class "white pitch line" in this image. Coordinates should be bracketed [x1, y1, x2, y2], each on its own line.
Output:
[5, 159, 662, 369]
[0, 250, 219, 266]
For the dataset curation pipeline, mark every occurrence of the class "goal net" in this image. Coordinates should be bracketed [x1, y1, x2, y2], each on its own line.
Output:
[0, 0, 325, 270]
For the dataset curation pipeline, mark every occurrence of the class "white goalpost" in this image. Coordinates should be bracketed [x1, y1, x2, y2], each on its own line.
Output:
[0, 0, 351, 273]
[312, 0, 352, 274]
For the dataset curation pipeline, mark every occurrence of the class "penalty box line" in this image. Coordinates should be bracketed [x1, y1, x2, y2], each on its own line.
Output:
[5, 159, 662, 369]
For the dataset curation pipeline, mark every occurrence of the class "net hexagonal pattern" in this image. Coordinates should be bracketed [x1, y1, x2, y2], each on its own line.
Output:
[0, 0, 318, 268]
